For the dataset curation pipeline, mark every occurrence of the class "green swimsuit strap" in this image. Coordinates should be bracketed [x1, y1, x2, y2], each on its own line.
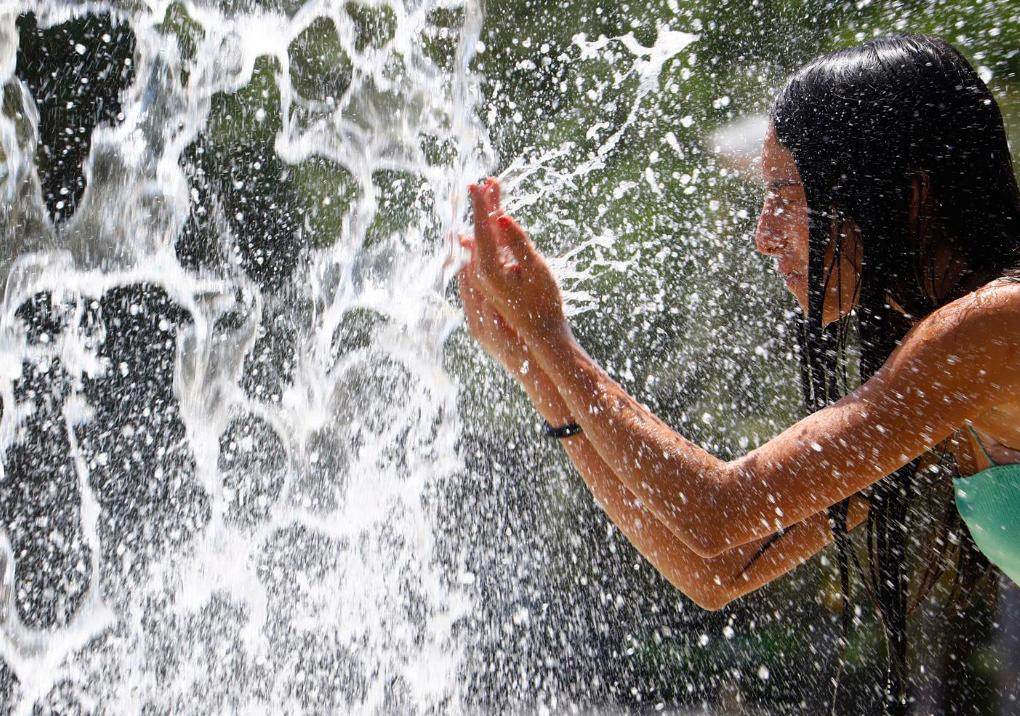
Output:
[956, 425, 1020, 586]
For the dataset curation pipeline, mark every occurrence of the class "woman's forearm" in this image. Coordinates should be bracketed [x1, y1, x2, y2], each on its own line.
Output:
[728, 495, 868, 601]
[563, 430, 743, 609]
[513, 363, 731, 603]
[559, 428, 841, 610]
[525, 325, 730, 556]
[512, 361, 868, 609]
[554, 418, 871, 609]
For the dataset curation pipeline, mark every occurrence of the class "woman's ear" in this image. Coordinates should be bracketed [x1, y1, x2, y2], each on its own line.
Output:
[840, 218, 863, 305]
[909, 170, 968, 304]
[833, 214, 862, 257]
[821, 213, 864, 325]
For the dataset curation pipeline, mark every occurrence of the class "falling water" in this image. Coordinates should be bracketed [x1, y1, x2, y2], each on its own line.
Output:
[0, 1, 491, 711]
[0, 0, 712, 706]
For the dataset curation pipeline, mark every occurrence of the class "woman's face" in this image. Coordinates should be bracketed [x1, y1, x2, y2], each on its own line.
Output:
[755, 125, 810, 310]
[754, 124, 860, 324]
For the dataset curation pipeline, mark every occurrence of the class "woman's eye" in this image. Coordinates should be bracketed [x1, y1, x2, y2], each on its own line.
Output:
[764, 195, 789, 215]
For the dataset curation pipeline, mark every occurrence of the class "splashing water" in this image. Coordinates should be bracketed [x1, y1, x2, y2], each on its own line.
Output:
[0, 0, 491, 711]
[13, 0, 1007, 712]
[0, 0, 707, 704]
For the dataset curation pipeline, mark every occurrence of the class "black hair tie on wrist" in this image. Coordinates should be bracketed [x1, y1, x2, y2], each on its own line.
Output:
[543, 420, 582, 439]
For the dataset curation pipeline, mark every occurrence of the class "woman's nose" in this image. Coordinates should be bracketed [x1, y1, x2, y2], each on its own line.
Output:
[754, 215, 786, 256]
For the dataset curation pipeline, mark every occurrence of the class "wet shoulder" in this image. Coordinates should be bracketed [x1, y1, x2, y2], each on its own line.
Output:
[909, 278, 1020, 368]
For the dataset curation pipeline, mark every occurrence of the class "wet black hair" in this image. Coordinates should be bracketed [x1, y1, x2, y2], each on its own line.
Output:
[770, 35, 1020, 713]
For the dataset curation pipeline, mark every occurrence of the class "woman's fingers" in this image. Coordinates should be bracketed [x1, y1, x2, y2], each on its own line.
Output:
[469, 178, 541, 306]
[459, 235, 476, 269]
[470, 179, 501, 226]
[457, 268, 475, 315]
[461, 267, 496, 330]
[469, 186, 502, 277]
[461, 265, 499, 323]
[469, 183, 497, 271]
[483, 176, 501, 214]
[459, 264, 481, 302]
[468, 182, 485, 226]
[464, 177, 567, 342]
[496, 215, 534, 264]
[459, 265, 522, 360]
[459, 263, 484, 307]
[473, 223, 501, 279]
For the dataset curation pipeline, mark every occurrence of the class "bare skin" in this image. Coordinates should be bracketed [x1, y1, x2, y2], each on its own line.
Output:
[458, 127, 1020, 609]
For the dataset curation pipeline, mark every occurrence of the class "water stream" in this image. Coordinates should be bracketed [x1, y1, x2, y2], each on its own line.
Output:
[0, 1, 491, 711]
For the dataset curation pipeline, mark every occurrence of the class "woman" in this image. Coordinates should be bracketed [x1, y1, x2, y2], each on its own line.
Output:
[459, 35, 1020, 708]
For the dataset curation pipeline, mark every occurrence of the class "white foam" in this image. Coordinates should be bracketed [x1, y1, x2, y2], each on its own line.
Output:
[0, 0, 483, 710]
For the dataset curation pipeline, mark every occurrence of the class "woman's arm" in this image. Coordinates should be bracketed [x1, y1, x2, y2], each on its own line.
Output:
[461, 260, 871, 609]
[557, 405, 872, 611]
[515, 348, 870, 610]
[466, 179, 1020, 557]
[524, 284, 1017, 557]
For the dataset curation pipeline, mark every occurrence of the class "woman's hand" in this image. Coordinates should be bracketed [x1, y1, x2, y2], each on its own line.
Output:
[459, 243, 575, 426]
[458, 248, 531, 375]
[467, 177, 569, 346]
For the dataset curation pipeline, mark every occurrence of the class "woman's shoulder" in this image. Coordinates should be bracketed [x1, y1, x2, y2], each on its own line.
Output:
[936, 276, 1020, 326]
[864, 278, 1020, 425]
[906, 277, 1020, 363]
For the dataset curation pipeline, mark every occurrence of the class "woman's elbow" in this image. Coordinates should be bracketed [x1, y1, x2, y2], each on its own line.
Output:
[685, 583, 738, 611]
[676, 478, 737, 559]
[682, 527, 731, 560]
[662, 565, 739, 611]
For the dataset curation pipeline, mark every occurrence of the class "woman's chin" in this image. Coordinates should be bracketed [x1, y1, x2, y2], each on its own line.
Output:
[781, 273, 806, 305]
[783, 281, 807, 314]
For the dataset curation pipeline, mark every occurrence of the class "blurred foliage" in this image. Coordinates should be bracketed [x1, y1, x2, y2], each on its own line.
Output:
[345, 2, 397, 52]
[289, 16, 353, 101]
[15, 10, 135, 223]
[158, 2, 203, 66]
